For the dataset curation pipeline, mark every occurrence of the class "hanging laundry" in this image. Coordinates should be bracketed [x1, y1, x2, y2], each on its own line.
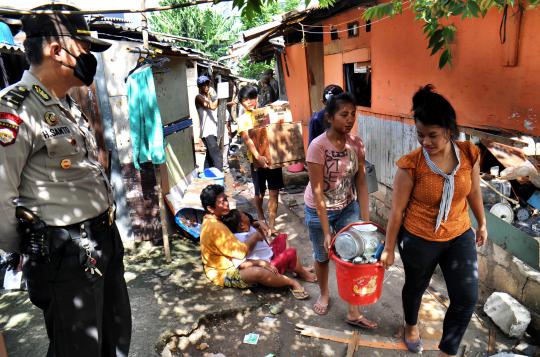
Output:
[126, 66, 166, 170]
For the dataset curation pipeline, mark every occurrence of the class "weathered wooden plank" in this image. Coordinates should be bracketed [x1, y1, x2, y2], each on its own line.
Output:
[460, 126, 527, 147]
[108, 96, 133, 165]
[295, 323, 440, 351]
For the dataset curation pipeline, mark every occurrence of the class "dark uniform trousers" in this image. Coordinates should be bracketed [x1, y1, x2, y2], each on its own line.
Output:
[23, 212, 132, 357]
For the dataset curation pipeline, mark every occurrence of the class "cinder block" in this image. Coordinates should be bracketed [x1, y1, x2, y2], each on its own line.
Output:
[522, 277, 540, 312]
[478, 240, 513, 268]
[484, 292, 531, 337]
[491, 264, 528, 300]
[282, 169, 308, 187]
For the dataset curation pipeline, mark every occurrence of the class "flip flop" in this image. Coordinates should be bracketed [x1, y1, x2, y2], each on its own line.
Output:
[290, 288, 309, 300]
[345, 316, 378, 330]
[313, 298, 330, 315]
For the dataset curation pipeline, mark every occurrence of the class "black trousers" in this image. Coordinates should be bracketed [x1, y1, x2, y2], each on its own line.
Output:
[398, 228, 478, 355]
[202, 135, 223, 171]
[23, 217, 132, 357]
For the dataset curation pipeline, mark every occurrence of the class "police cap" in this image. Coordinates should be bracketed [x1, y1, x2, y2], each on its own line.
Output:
[21, 4, 111, 52]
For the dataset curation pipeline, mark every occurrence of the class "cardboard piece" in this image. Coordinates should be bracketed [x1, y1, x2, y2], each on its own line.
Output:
[248, 122, 305, 169]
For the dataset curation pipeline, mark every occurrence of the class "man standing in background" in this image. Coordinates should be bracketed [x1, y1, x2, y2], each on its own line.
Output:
[196, 75, 223, 171]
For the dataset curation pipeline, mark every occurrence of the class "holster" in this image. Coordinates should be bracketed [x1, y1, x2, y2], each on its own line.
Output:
[17, 207, 49, 262]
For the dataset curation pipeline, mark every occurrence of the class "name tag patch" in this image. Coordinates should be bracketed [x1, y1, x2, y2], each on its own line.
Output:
[42, 126, 71, 139]
[0, 112, 22, 146]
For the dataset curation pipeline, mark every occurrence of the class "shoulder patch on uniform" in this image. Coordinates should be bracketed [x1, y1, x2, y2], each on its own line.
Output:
[0, 112, 22, 146]
[33, 85, 51, 101]
[0, 86, 30, 109]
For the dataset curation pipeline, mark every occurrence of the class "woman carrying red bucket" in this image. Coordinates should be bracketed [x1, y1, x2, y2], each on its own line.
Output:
[381, 85, 487, 356]
[304, 92, 377, 329]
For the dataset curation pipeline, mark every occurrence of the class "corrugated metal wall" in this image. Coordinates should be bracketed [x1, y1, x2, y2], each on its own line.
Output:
[358, 114, 418, 187]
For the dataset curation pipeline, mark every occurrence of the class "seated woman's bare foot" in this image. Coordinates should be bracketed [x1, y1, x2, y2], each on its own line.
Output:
[297, 270, 317, 283]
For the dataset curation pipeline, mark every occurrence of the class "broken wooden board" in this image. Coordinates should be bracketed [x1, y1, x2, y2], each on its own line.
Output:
[460, 127, 528, 148]
[295, 323, 440, 351]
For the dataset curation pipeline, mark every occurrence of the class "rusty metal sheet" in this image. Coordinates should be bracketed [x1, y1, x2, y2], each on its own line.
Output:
[482, 139, 532, 168]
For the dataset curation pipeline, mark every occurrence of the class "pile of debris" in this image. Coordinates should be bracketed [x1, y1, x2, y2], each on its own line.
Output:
[479, 139, 540, 237]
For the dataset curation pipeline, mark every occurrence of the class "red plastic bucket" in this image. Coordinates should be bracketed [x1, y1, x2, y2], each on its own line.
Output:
[329, 221, 385, 306]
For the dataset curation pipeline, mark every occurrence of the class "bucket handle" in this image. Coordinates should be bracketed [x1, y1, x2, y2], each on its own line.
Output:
[329, 221, 386, 254]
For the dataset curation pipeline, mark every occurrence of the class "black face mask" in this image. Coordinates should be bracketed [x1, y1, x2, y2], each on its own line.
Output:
[60, 47, 97, 86]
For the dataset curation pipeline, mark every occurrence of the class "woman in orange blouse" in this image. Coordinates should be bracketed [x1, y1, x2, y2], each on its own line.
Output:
[381, 85, 487, 356]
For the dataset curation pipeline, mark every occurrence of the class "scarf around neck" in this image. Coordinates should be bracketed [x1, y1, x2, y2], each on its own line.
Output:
[422, 142, 461, 232]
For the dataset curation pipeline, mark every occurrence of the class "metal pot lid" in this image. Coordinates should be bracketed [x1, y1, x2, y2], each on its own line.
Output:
[490, 202, 515, 223]
[516, 207, 530, 222]
[351, 223, 377, 232]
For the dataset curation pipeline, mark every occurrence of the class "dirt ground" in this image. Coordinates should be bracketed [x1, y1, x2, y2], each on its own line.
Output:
[0, 151, 533, 356]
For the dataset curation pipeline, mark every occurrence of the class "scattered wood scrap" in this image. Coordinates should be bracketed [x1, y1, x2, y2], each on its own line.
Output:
[295, 323, 439, 351]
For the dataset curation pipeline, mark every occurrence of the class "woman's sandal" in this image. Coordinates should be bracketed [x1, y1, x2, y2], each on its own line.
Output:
[345, 316, 378, 330]
[290, 288, 310, 300]
[403, 326, 423, 353]
[403, 336, 423, 353]
[313, 298, 330, 315]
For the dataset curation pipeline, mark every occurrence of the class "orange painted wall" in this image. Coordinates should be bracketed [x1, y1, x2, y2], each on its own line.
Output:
[281, 43, 312, 150]
[321, 7, 371, 52]
[324, 53, 344, 88]
[317, 6, 540, 135]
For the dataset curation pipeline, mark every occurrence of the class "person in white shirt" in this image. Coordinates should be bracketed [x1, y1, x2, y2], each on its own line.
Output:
[222, 209, 316, 284]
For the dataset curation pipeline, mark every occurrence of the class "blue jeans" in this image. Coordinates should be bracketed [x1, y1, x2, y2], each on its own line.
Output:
[304, 201, 360, 262]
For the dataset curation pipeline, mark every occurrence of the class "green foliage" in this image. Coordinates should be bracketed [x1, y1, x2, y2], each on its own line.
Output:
[149, 0, 239, 60]
[363, 0, 538, 69]
[238, 57, 275, 79]
[240, 0, 300, 30]
[237, 0, 335, 24]
[237, 0, 298, 80]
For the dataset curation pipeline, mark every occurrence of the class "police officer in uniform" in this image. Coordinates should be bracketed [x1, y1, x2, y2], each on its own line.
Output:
[0, 4, 131, 356]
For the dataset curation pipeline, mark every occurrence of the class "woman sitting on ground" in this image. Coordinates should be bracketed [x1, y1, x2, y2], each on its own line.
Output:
[222, 208, 317, 286]
[199, 184, 310, 299]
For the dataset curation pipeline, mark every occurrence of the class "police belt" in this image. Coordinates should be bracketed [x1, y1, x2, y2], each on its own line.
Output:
[62, 208, 114, 232]
[44, 208, 115, 259]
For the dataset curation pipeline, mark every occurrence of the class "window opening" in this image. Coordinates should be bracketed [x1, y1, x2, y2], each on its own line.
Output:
[343, 62, 371, 107]
[330, 26, 339, 40]
[347, 21, 359, 38]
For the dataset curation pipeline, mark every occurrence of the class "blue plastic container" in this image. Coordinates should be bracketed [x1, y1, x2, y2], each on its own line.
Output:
[199, 167, 224, 186]
[0, 22, 15, 45]
[174, 208, 205, 240]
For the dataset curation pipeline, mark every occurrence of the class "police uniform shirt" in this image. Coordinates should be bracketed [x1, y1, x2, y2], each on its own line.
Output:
[0, 71, 114, 252]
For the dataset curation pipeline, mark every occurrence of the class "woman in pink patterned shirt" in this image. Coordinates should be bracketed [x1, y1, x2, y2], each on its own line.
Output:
[304, 92, 376, 329]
